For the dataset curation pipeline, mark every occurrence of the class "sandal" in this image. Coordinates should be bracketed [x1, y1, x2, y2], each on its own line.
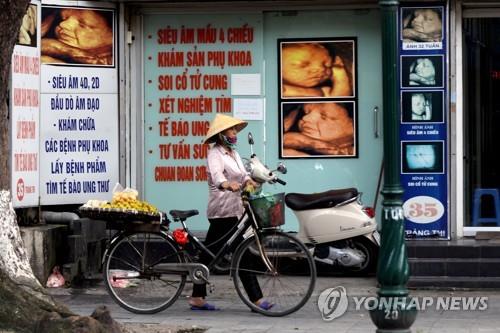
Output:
[190, 302, 220, 311]
[258, 300, 274, 310]
[252, 300, 275, 312]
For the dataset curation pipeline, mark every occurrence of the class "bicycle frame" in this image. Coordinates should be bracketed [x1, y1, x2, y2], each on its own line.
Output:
[180, 200, 277, 275]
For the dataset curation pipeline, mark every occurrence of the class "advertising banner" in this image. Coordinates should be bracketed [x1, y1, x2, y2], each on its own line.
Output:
[39, 3, 118, 205]
[11, 1, 41, 207]
[398, 3, 449, 239]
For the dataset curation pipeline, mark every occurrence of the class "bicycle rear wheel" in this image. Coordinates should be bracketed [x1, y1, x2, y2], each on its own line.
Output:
[232, 230, 316, 317]
[103, 231, 186, 314]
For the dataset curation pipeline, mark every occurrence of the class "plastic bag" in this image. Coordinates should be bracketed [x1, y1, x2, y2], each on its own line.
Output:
[46, 266, 65, 288]
[82, 199, 108, 208]
[112, 183, 138, 201]
[108, 270, 139, 288]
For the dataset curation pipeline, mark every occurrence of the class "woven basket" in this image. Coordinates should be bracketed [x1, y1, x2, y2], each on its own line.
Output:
[249, 193, 285, 229]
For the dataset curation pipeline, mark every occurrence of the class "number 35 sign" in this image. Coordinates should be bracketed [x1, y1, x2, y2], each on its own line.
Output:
[403, 196, 445, 224]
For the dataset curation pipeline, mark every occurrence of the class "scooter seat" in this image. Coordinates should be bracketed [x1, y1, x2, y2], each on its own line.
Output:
[285, 188, 358, 211]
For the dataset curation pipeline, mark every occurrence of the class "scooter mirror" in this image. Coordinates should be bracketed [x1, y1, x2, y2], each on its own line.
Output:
[248, 132, 254, 145]
[277, 162, 287, 174]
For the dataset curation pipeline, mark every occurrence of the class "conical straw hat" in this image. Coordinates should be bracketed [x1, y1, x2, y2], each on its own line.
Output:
[203, 114, 248, 144]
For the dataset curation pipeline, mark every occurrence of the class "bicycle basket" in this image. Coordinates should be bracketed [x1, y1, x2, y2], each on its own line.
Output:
[248, 192, 285, 228]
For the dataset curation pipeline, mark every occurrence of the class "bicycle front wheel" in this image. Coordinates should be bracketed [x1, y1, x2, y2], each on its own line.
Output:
[232, 230, 316, 317]
[103, 231, 186, 314]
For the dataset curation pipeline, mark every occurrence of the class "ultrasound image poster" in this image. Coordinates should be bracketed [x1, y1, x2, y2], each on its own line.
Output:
[398, 2, 448, 240]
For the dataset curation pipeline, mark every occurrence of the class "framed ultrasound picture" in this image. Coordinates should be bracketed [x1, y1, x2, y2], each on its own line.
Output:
[41, 6, 115, 67]
[17, 4, 38, 48]
[401, 55, 443, 88]
[278, 38, 357, 99]
[401, 90, 444, 123]
[280, 101, 357, 158]
[401, 141, 444, 174]
[401, 7, 444, 50]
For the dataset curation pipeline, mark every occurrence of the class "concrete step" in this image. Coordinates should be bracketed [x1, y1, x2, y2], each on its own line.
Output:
[409, 257, 500, 277]
[408, 276, 500, 289]
[407, 240, 500, 259]
[406, 239, 500, 288]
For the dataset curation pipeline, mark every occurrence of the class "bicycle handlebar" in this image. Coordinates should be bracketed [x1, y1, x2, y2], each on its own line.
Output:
[275, 178, 286, 185]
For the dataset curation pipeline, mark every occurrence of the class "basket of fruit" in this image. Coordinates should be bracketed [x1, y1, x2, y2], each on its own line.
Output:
[78, 206, 162, 223]
[78, 185, 163, 227]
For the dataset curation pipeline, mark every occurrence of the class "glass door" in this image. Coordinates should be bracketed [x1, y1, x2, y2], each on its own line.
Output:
[463, 17, 500, 229]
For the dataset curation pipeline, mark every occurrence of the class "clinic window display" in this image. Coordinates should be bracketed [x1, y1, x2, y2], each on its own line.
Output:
[277, 38, 358, 158]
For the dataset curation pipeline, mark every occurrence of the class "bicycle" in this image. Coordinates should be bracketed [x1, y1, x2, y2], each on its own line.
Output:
[102, 189, 316, 317]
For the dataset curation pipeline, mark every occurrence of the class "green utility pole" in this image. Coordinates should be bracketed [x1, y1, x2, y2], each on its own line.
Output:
[369, 1, 417, 332]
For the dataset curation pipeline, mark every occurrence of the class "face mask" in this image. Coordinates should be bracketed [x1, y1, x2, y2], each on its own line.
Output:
[222, 134, 237, 147]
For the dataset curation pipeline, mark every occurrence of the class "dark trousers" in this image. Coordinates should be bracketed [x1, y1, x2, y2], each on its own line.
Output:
[192, 217, 263, 302]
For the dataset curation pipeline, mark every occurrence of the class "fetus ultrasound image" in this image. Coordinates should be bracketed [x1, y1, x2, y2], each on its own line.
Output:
[402, 142, 443, 173]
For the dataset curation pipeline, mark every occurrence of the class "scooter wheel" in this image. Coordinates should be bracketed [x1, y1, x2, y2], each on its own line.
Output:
[346, 237, 378, 275]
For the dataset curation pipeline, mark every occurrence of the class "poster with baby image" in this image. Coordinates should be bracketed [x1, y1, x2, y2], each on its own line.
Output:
[17, 3, 38, 48]
[41, 6, 115, 66]
[401, 91, 444, 123]
[398, 3, 448, 239]
[280, 101, 357, 158]
[278, 39, 356, 99]
[401, 141, 444, 174]
[401, 7, 444, 50]
[400, 55, 443, 88]
[278, 38, 358, 159]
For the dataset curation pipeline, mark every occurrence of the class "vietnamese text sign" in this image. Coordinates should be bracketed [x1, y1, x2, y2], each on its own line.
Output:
[143, 14, 263, 214]
[11, 1, 41, 207]
[39, 4, 118, 205]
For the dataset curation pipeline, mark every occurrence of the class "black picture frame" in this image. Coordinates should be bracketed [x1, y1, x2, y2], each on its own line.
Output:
[278, 39, 356, 99]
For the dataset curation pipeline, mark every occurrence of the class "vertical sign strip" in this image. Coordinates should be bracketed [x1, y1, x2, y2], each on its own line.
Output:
[399, 3, 449, 239]
[11, 0, 41, 207]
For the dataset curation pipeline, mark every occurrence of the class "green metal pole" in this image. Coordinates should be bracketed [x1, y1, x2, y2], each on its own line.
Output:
[369, 1, 417, 332]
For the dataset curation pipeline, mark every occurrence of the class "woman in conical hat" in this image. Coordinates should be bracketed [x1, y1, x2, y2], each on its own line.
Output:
[190, 114, 273, 311]
[203, 113, 248, 144]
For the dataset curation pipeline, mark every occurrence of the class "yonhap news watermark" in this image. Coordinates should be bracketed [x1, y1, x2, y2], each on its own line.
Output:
[317, 286, 489, 321]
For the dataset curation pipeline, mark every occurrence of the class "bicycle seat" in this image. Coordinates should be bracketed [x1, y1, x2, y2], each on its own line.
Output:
[169, 209, 199, 220]
[285, 188, 358, 211]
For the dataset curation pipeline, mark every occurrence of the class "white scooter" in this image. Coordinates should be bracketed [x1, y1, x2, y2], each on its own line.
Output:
[245, 133, 380, 274]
